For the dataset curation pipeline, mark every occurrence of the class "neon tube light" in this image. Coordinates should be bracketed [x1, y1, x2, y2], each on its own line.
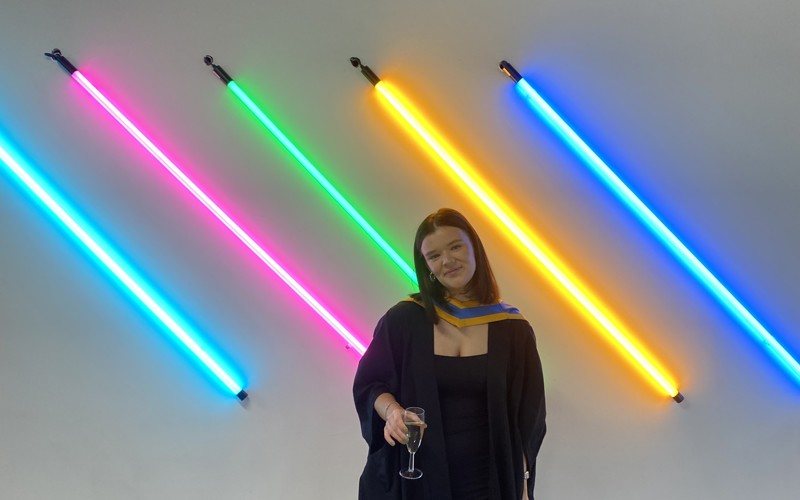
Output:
[45, 49, 367, 356]
[350, 57, 683, 402]
[203, 56, 416, 285]
[500, 60, 800, 385]
[0, 132, 247, 400]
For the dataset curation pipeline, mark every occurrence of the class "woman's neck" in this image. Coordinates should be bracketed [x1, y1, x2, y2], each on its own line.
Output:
[446, 290, 474, 302]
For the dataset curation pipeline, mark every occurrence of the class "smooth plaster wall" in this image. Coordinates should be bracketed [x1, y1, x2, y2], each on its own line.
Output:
[1, 1, 798, 498]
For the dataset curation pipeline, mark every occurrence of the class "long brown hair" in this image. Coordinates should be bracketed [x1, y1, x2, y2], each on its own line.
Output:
[411, 208, 499, 323]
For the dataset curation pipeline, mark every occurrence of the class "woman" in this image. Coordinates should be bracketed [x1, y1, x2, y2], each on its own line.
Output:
[353, 208, 546, 499]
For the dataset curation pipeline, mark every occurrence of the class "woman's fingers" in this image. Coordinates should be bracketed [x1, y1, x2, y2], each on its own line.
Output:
[384, 411, 408, 446]
[384, 425, 396, 446]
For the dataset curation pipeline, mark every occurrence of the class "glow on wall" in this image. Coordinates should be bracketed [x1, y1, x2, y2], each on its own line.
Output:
[350, 57, 683, 402]
[499, 60, 800, 385]
[45, 49, 367, 356]
[0, 132, 247, 400]
[203, 55, 417, 286]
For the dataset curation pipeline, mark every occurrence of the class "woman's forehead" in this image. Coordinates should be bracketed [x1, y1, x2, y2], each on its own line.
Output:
[421, 226, 468, 251]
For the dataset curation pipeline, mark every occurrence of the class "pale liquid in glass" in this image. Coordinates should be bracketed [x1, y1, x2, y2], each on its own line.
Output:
[406, 422, 424, 453]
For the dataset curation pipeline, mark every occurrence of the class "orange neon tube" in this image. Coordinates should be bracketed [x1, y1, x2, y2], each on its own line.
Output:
[350, 58, 683, 402]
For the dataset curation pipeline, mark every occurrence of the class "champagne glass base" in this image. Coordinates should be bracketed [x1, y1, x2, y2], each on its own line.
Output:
[399, 469, 423, 480]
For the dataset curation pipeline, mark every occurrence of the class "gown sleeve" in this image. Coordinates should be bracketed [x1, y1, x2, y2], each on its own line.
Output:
[519, 324, 546, 499]
[353, 307, 409, 499]
[353, 310, 402, 453]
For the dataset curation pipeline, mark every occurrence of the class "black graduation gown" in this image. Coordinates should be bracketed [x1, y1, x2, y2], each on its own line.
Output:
[353, 301, 546, 500]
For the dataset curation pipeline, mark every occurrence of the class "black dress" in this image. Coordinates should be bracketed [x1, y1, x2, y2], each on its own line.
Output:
[435, 354, 490, 500]
[353, 300, 546, 500]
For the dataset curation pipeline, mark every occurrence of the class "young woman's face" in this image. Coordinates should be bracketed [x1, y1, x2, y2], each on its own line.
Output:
[420, 225, 476, 299]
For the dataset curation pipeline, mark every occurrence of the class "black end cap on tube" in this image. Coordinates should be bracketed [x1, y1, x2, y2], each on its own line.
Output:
[203, 55, 233, 85]
[44, 48, 78, 75]
[673, 392, 685, 403]
[237, 390, 248, 401]
[349, 57, 381, 86]
[499, 60, 522, 83]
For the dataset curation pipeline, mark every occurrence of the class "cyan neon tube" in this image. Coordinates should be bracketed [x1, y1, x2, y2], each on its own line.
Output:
[45, 49, 367, 356]
[351, 57, 683, 402]
[204, 56, 417, 285]
[0, 132, 247, 400]
[500, 60, 800, 385]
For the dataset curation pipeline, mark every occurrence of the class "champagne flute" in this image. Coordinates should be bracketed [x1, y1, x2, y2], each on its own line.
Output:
[399, 407, 425, 479]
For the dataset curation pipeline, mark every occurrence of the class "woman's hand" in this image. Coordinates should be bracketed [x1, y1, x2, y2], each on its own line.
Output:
[383, 404, 407, 446]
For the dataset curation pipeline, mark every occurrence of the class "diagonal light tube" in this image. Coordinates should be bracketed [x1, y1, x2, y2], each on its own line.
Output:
[46, 49, 367, 356]
[0, 134, 247, 399]
[351, 57, 683, 401]
[500, 60, 800, 384]
[204, 56, 417, 285]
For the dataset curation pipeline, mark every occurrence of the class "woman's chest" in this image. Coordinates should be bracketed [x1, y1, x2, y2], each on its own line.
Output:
[432, 321, 488, 356]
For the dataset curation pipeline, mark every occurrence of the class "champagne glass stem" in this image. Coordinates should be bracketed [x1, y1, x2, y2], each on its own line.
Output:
[409, 452, 415, 472]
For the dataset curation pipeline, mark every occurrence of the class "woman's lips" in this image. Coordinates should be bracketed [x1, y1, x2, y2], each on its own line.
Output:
[444, 267, 462, 277]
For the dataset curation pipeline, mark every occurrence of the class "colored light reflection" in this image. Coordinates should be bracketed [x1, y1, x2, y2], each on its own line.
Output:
[203, 56, 416, 285]
[352, 58, 682, 401]
[0, 133, 247, 399]
[47, 49, 367, 356]
[501, 60, 800, 385]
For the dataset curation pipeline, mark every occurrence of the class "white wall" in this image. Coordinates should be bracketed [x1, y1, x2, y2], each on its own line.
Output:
[1, 1, 798, 498]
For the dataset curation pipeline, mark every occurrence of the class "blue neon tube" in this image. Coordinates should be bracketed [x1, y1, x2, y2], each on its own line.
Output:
[0, 132, 248, 399]
[500, 60, 800, 384]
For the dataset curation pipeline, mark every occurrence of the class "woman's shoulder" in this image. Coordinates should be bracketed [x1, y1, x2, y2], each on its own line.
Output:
[371, 299, 427, 343]
[492, 301, 536, 335]
[383, 298, 426, 321]
[495, 300, 527, 320]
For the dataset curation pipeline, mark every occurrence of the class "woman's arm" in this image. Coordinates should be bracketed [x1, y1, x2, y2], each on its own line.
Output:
[373, 392, 407, 446]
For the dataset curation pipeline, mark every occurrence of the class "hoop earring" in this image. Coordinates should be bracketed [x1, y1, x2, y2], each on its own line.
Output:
[429, 272, 437, 282]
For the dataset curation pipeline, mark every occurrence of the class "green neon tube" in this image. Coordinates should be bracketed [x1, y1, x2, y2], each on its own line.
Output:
[204, 56, 417, 286]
